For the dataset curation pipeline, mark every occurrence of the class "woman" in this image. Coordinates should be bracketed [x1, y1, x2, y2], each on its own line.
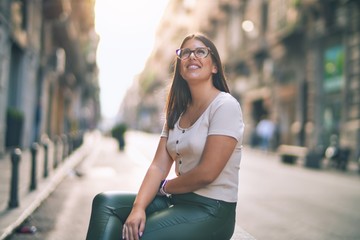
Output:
[86, 33, 245, 240]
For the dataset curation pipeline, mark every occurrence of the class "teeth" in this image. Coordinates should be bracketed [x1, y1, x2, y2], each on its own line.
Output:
[188, 65, 199, 69]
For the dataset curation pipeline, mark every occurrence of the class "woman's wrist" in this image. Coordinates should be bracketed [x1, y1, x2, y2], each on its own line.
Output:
[158, 180, 171, 197]
[131, 204, 146, 214]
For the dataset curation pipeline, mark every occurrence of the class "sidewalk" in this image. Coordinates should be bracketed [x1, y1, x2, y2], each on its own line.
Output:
[0, 131, 97, 240]
[1, 130, 359, 239]
[0, 131, 258, 240]
[0, 131, 256, 240]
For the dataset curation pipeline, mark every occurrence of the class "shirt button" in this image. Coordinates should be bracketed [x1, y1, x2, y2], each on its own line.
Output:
[182, 130, 185, 133]
[176, 153, 180, 156]
[176, 140, 179, 144]
[179, 160, 182, 164]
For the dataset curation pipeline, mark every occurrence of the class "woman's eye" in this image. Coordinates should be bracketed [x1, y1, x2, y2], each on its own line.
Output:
[196, 49, 206, 55]
[182, 49, 191, 56]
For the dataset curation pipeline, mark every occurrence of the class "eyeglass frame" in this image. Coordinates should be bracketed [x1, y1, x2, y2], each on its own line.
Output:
[175, 47, 213, 60]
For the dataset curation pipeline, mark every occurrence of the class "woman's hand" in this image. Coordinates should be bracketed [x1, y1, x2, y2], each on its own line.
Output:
[122, 207, 146, 240]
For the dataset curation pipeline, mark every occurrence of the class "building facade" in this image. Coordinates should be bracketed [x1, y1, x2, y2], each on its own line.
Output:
[0, 0, 100, 155]
[121, 0, 359, 161]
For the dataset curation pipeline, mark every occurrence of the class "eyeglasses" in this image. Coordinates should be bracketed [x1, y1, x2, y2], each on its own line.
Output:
[175, 47, 212, 60]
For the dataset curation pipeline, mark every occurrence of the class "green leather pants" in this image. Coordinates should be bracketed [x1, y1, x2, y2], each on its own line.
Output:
[86, 192, 236, 240]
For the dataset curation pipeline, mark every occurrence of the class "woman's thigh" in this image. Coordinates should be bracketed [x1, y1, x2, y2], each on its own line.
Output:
[86, 192, 170, 240]
[141, 194, 236, 240]
[86, 192, 136, 239]
[90, 192, 136, 222]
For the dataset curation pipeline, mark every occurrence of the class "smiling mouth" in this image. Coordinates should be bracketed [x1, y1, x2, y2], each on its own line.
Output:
[187, 64, 200, 70]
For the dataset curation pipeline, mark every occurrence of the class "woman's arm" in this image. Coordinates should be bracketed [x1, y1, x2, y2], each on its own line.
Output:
[123, 137, 173, 240]
[165, 134, 237, 194]
[133, 137, 173, 208]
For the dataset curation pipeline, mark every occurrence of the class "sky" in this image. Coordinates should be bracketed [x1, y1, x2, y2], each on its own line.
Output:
[94, 0, 170, 119]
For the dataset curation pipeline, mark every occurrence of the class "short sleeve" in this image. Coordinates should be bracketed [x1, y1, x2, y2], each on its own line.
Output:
[208, 96, 244, 142]
[160, 122, 169, 138]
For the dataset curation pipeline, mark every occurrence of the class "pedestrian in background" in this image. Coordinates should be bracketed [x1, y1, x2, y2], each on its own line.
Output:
[86, 33, 245, 240]
[255, 115, 275, 151]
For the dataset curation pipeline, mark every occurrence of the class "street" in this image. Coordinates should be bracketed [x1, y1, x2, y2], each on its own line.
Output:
[237, 149, 360, 240]
[7, 131, 360, 240]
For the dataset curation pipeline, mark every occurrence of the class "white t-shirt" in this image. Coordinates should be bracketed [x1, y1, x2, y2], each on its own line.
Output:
[161, 92, 245, 202]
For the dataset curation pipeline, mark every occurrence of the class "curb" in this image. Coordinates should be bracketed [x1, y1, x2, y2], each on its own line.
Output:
[0, 132, 97, 240]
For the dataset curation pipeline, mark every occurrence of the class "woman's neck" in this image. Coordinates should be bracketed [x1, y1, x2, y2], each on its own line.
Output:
[189, 84, 219, 108]
[180, 85, 220, 128]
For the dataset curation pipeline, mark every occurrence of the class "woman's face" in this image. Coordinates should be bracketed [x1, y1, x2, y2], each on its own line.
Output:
[178, 38, 218, 84]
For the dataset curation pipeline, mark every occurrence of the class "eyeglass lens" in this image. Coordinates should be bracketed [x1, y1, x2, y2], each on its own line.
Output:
[177, 48, 209, 60]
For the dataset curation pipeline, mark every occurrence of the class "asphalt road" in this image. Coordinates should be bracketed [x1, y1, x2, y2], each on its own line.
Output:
[237, 150, 360, 240]
[7, 131, 360, 240]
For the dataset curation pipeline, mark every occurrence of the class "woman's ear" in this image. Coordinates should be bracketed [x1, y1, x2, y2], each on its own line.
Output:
[212, 65, 218, 74]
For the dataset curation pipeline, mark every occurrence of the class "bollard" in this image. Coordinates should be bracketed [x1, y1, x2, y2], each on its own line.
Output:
[53, 136, 59, 169]
[43, 140, 49, 178]
[61, 134, 68, 161]
[74, 131, 81, 150]
[57, 136, 63, 164]
[30, 143, 39, 191]
[68, 133, 73, 154]
[9, 148, 22, 208]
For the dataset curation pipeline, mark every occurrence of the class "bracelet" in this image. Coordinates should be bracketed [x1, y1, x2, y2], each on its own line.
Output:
[159, 180, 171, 198]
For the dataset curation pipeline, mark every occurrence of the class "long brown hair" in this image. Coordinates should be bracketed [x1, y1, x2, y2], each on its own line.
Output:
[165, 33, 230, 129]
